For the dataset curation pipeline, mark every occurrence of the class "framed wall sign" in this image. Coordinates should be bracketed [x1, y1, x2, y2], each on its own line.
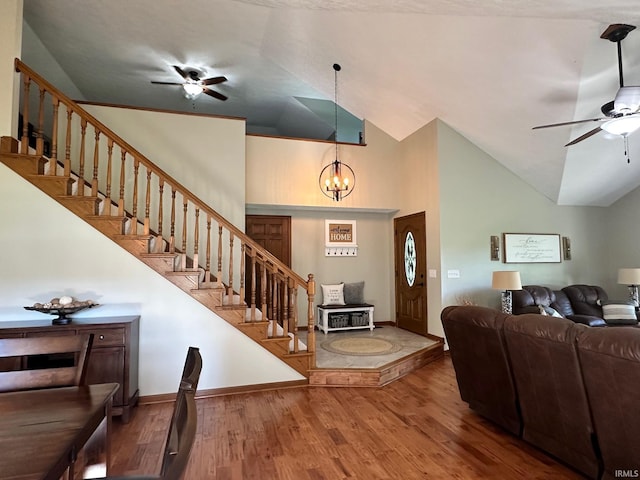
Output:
[503, 233, 561, 263]
[325, 220, 358, 256]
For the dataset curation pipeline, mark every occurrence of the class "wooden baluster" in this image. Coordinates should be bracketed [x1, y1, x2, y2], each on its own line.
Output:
[250, 251, 257, 321]
[181, 199, 188, 271]
[118, 150, 126, 217]
[129, 158, 139, 234]
[239, 243, 245, 304]
[104, 139, 113, 215]
[77, 119, 87, 196]
[36, 87, 45, 156]
[64, 109, 72, 177]
[91, 129, 100, 197]
[227, 234, 234, 299]
[282, 276, 289, 338]
[307, 274, 316, 366]
[169, 189, 176, 253]
[50, 98, 59, 175]
[193, 208, 200, 271]
[204, 217, 211, 283]
[271, 268, 278, 330]
[217, 224, 223, 287]
[291, 281, 299, 353]
[261, 261, 268, 322]
[144, 169, 151, 235]
[156, 179, 164, 252]
[20, 75, 30, 154]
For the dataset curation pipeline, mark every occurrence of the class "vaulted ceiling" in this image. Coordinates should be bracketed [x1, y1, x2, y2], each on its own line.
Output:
[21, 0, 640, 206]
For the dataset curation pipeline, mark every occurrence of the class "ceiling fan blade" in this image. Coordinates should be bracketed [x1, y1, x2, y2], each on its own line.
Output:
[565, 126, 602, 147]
[173, 65, 188, 79]
[203, 87, 227, 101]
[150, 81, 184, 85]
[201, 76, 227, 86]
[533, 117, 608, 130]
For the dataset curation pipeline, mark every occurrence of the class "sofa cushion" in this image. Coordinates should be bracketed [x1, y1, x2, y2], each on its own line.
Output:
[539, 305, 563, 317]
[562, 284, 608, 318]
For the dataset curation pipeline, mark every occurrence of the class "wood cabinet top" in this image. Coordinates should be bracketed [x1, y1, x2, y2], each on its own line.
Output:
[0, 315, 140, 330]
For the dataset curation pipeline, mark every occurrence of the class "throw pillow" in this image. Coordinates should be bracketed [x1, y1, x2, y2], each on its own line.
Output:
[321, 283, 345, 306]
[602, 302, 637, 321]
[343, 281, 365, 304]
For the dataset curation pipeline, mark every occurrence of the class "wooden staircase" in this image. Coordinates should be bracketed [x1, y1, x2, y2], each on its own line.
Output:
[1, 59, 316, 377]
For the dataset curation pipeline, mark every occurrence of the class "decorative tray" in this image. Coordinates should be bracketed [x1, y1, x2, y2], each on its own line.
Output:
[24, 298, 97, 325]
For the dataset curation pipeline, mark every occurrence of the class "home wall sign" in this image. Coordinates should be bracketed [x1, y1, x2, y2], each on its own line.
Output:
[325, 220, 358, 256]
[503, 233, 561, 263]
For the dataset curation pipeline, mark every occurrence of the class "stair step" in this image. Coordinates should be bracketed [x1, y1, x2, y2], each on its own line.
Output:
[261, 336, 294, 355]
[190, 287, 225, 309]
[0, 152, 46, 176]
[111, 234, 154, 256]
[281, 353, 313, 377]
[164, 270, 201, 293]
[26, 174, 74, 197]
[139, 251, 178, 270]
[84, 215, 128, 236]
[57, 195, 101, 217]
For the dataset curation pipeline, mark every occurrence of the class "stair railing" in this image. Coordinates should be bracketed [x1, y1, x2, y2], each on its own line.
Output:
[13, 58, 316, 362]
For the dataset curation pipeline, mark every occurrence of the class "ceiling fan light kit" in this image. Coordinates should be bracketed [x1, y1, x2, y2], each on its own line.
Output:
[151, 65, 228, 102]
[533, 23, 640, 161]
[182, 82, 203, 98]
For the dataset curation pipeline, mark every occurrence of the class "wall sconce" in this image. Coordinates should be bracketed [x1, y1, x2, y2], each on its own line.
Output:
[617, 268, 640, 307]
[492, 270, 522, 314]
[562, 236, 571, 260]
[490, 235, 500, 261]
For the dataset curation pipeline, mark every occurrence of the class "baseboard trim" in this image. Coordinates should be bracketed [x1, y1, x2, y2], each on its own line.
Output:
[139, 378, 309, 405]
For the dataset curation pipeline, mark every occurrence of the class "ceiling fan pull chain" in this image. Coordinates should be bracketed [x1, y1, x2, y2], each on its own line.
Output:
[624, 135, 631, 163]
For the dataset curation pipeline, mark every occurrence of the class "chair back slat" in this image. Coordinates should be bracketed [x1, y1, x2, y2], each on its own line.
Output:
[0, 334, 93, 392]
[160, 346, 202, 480]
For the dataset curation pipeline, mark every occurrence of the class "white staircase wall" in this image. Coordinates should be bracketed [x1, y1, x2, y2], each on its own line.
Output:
[0, 163, 304, 395]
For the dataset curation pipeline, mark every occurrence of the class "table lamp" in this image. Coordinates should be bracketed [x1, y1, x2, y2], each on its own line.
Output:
[617, 268, 640, 307]
[492, 271, 522, 314]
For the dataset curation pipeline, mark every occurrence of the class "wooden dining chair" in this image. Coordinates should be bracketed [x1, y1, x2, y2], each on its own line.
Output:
[0, 334, 93, 393]
[97, 346, 202, 480]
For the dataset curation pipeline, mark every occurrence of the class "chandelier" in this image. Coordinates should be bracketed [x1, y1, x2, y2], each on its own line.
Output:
[319, 63, 356, 201]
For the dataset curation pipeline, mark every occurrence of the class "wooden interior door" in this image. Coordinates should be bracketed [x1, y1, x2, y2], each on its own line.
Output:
[245, 215, 292, 310]
[394, 212, 428, 335]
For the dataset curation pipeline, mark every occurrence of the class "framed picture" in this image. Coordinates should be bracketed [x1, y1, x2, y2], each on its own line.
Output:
[325, 220, 357, 256]
[503, 233, 561, 263]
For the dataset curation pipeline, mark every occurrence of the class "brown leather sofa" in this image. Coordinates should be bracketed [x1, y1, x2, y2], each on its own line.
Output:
[442, 305, 640, 479]
[577, 327, 640, 480]
[503, 313, 601, 479]
[440, 305, 522, 436]
[512, 285, 607, 327]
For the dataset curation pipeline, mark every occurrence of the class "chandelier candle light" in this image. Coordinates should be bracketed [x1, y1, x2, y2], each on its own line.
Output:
[492, 271, 522, 314]
[319, 63, 356, 201]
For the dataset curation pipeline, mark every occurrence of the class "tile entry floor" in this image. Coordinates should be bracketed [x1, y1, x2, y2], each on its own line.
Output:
[301, 325, 438, 369]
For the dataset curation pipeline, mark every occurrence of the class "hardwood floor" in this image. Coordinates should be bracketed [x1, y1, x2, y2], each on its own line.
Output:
[110, 355, 585, 479]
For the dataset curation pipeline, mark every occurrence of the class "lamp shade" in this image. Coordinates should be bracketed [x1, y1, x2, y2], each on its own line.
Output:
[492, 271, 522, 290]
[601, 116, 640, 136]
[617, 268, 640, 285]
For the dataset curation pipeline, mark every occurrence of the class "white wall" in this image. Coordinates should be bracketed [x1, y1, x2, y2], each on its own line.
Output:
[0, 0, 22, 138]
[0, 164, 303, 395]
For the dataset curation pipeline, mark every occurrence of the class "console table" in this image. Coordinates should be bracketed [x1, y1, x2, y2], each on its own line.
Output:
[0, 315, 139, 422]
[317, 304, 375, 334]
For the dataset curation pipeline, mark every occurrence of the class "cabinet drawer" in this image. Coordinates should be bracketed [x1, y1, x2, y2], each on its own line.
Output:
[86, 328, 125, 347]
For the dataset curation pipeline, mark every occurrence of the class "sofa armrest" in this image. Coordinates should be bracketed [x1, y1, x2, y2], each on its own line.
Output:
[566, 314, 607, 327]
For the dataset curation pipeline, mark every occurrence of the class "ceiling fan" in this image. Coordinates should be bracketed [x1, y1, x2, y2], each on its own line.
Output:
[533, 24, 640, 150]
[151, 66, 228, 101]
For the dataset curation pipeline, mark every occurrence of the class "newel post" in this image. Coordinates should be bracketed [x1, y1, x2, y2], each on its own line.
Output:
[307, 273, 316, 367]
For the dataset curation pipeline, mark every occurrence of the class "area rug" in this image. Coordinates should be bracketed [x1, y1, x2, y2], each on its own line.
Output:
[321, 337, 403, 356]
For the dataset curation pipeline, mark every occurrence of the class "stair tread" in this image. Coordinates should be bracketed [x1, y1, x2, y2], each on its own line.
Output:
[139, 251, 176, 257]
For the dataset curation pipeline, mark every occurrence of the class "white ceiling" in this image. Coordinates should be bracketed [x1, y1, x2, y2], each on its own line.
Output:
[21, 0, 640, 206]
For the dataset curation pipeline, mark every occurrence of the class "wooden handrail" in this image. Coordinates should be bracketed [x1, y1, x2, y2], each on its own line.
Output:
[14, 58, 309, 289]
[14, 58, 316, 366]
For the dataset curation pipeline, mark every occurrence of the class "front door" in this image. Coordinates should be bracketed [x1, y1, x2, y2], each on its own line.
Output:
[394, 212, 428, 335]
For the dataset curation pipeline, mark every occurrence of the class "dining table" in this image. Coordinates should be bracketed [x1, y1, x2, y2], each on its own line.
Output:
[0, 382, 119, 480]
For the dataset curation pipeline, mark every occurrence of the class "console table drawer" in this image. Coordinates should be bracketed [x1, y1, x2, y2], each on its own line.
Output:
[85, 328, 125, 347]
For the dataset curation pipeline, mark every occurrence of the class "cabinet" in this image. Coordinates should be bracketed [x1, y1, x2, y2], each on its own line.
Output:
[0, 316, 139, 422]
[317, 304, 375, 334]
